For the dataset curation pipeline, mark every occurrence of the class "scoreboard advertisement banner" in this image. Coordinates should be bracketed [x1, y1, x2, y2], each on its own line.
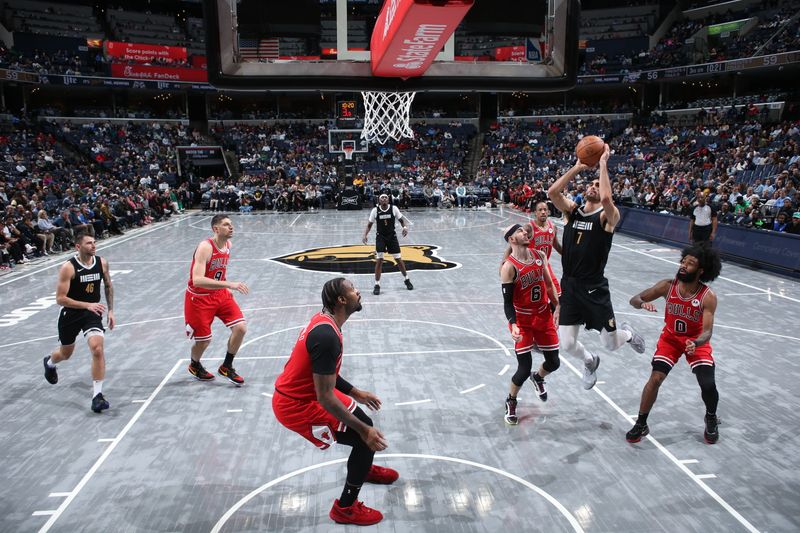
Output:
[110, 64, 209, 83]
[104, 41, 188, 63]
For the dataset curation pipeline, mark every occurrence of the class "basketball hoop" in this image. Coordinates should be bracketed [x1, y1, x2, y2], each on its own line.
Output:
[360, 91, 416, 145]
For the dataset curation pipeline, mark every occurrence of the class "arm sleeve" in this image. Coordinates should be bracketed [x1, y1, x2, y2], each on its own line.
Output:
[307, 324, 342, 375]
[335, 375, 354, 394]
[502, 282, 517, 324]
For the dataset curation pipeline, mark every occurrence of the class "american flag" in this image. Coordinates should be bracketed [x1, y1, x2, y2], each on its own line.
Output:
[238, 37, 279, 60]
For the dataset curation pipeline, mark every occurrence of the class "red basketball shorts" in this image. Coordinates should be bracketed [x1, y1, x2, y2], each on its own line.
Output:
[509, 311, 559, 354]
[653, 332, 714, 371]
[184, 289, 245, 341]
[272, 388, 357, 450]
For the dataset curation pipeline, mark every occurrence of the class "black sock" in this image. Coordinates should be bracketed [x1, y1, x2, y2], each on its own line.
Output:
[223, 352, 235, 368]
[706, 411, 716, 418]
[190, 359, 201, 368]
[507, 394, 516, 401]
[636, 412, 649, 425]
[339, 482, 362, 508]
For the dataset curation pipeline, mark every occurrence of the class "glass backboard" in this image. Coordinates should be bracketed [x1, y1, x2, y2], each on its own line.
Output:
[204, 0, 579, 92]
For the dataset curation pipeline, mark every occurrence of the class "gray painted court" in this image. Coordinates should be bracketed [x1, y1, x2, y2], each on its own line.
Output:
[1, 208, 798, 533]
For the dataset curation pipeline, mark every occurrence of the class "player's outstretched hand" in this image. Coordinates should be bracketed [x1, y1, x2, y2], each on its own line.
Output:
[352, 388, 382, 411]
[364, 427, 388, 452]
[641, 302, 658, 313]
[230, 281, 249, 295]
[86, 302, 106, 316]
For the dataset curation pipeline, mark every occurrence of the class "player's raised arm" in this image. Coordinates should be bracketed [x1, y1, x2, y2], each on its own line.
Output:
[598, 144, 620, 230]
[548, 162, 585, 216]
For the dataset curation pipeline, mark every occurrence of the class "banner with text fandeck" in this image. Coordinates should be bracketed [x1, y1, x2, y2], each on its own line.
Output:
[104, 41, 188, 63]
[110, 64, 208, 83]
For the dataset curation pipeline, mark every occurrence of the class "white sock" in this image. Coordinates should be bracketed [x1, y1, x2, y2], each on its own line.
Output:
[93, 380, 103, 397]
[404, 274, 409, 280]
[46, 356, 57, 368]
[374, 281, 380, 286]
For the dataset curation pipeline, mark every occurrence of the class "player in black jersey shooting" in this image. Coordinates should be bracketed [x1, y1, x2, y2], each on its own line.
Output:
[362, 194, 413, 295]
[43, 233, 115, 413]
[547, 144, 645, 390]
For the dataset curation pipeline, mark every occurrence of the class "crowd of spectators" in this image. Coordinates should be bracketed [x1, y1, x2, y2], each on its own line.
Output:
[489, 113, 800, 235]
[501, 99, 634, 117]
[0, 121, 192, 270]
[655, 92, 788, 111]
[580, 0, 800, 76]
[207, 121, 480, 211]
[3, 102, 798, 270]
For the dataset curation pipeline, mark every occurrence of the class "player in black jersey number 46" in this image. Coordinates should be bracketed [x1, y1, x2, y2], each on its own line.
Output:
[43, 233, 115, 413]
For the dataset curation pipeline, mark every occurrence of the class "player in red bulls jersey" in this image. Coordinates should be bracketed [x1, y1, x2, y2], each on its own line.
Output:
[502, 200, 562, 300]
[272, 278, 398, 526]
[626, 244, 722, 444]
[184, 215, 249, 385]
[529, 201, 562, 297]
[500, 224, 560, 425]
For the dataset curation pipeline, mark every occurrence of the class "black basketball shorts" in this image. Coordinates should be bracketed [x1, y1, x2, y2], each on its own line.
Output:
[558, 277, 617, 332]
[375, 233, 401, 256]
[58, 308, 105, 346]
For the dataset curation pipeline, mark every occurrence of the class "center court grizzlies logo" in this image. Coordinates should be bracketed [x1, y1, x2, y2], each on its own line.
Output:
[271, 244, 460, 275]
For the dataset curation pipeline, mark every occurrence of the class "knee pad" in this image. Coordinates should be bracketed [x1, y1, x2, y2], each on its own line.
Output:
[542, 350, 560, 373]
[512, 352, 533, 387]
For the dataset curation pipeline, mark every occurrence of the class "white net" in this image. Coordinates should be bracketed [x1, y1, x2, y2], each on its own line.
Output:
[360, 91, 416, 145]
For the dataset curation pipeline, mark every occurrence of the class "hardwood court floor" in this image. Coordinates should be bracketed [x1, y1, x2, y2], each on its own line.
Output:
[1, 208, 798, 532]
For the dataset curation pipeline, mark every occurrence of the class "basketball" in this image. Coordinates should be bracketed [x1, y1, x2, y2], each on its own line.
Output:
[576, 135, 605, 167]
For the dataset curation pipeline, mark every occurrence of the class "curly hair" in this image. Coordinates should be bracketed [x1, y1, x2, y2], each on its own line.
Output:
[681, 244, 721, 283]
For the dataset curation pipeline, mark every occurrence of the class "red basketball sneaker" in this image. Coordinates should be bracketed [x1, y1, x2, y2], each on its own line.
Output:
[365, 464, 399, 484]
[329, 499, 383, 525]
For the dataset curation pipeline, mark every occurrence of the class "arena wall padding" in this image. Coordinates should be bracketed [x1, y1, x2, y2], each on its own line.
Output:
[616, 207, 800, 279]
